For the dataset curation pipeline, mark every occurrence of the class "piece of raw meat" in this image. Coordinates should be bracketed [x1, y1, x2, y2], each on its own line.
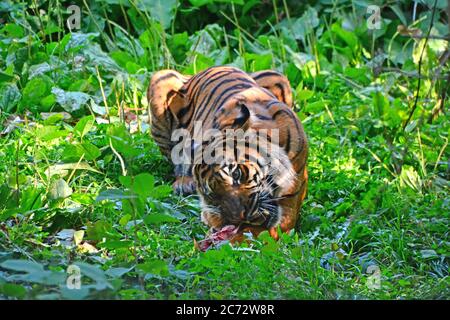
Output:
[195, 225, 238, 252]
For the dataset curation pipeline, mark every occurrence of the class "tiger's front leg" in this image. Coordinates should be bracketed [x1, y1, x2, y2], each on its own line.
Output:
[172, 163, 196, 195]
[276, 170, 308, 237]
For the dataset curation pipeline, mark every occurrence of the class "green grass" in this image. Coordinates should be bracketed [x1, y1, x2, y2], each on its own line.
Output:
[0, 0, 448, 299]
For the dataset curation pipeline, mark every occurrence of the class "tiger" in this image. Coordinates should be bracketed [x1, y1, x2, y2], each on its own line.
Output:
[148, 66, 308, 239]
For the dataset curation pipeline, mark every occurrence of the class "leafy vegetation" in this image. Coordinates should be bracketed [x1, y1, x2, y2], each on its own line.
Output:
[0, 0, 448, 299]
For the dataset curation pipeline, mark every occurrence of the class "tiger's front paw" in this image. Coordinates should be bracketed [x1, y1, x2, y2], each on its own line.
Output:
[173, 176, 196, 195]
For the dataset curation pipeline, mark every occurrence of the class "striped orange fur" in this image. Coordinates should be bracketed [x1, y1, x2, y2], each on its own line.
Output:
[148, 66, 308, 239]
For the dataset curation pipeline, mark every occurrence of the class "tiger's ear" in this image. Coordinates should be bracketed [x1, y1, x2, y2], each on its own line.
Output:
[250, 70, 293, 108]
[148, 70, 190, 122]
[233, 103, 251, 130]
[214, 102, 251, 131]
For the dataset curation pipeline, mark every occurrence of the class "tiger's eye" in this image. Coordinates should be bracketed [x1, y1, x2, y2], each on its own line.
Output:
[232, 168, 241, 181]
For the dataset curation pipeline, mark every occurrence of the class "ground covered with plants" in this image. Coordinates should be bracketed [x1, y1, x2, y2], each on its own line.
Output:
[0, 0, 448, 299]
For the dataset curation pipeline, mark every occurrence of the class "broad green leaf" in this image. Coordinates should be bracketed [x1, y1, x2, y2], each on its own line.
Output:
[0, 184, 12, 209]
[39, 94, 56, 111]
[404, 120, 418, 133]
[390, 5, 407, 26]
[86, 221, 114, 241]
[51, 87, 90, 112]
[0, 283, 27, 298]
[1, 23, 25, 38]
[0, 83, 21, 112]
[245, 53, 272, 71]
[60, 286, 90, 300]
[74, 115, 95, 138]
[19, 187, 43, 212]
[348, 224, 372, 241]
[28, 62, 53, 79]
[80, 142, 101, 160]
[291, 7, 319, 41]
[304, 100, 326, 113]
[107, 124, 140, 157]
[82, 43, 122, 72]
[133, 173, 154, 198]
[297, 89, 314, 101]
[136, 259, 169, 276]
[20, 76, 53, 112]
[110, 50, 135, 69]
[151, 185, 172, 199]
[73, 262, 113, 290]
[335, 201, 352, 217]
[62, 142, 101, 162]
[0, 260, 65, 287]
[105, 267, 133, 278]
[0, 71, 15, 82]
[372, 91, 388, 118]
[119, 175, 132, 188]
[0, 260, 44, 273]
[137, 0, 178, 30]
[331, 23, 358, 54]
[36, 125, 68, 141]
[121, 197, 146, 217]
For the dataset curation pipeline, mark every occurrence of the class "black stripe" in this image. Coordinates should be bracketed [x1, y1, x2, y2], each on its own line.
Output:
[194, 79, 254, 123]
[285, 129, 291, 154]
[183, 68, 215, 102]
[240, 164, 249, 180]
[151, 131, 171, 140]
[190, 70, 234, 106]
[188, 71, 237, 121]
[186, 66, 219, 91]
[152, 121, 167, 131]
[178, 86, 188, 94]
[265, 100, 280, 109]
[182, 73, 246, 127]
[255, 114, 272, 121]
[200, 80, 254, 115]
[272, 109, 302, 155]
[152, 72, 179, 86]
[272, 109, 300, 133]
[252, 71, 282, 81]
[200, 167, 212, 179]
[244, 153, 259, 164]
[275, 83, 286, 103]
[176, 103, 192, 121]
[201, 86, 251, 127]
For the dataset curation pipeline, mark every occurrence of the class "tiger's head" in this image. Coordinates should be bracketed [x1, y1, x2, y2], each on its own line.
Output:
[192, 100, 296, 230]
